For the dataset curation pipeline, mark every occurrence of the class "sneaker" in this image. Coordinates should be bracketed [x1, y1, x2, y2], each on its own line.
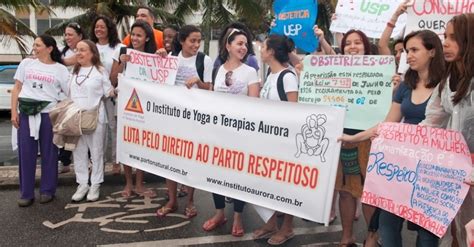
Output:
[18, 198, 34, 207]
[71, 184, 89, 202]
[58, 162, 71, 174]
[87, 184, 100, 202]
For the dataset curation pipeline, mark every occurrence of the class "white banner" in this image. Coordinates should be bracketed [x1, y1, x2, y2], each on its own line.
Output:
[330, 0, 406, 38]
[116, 75, 345, 224]
[124, 49, 178, 85]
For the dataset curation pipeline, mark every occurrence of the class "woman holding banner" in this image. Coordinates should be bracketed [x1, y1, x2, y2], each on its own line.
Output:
[330, 29, 385, 247]
[156, 25, 213, 219]
[252, 34, 298, 245]
[69, 40, 115, 202]
[90, 15, 123, 176]
[421, 13, 474, 247]
[202, 28, 260, 237]
[341, 29, 445, 247]
[110, 21, 158, 199]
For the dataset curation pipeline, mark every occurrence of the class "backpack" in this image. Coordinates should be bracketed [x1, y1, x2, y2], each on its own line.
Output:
[266, 68, 295, 101]
[171, 51, 206, 82]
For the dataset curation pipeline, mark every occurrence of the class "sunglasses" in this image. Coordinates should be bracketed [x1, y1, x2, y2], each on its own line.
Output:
[225, 71, 233, 87]
[226, 28, 244, 43]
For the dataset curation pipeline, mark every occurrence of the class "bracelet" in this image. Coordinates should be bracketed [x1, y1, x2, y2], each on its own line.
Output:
[387, 22, 396, 28]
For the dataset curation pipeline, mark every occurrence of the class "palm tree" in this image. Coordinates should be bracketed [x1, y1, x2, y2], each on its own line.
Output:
[0, 0, 50, 56]
[46, 0, 180, 39]
[150, 0, 265, 55]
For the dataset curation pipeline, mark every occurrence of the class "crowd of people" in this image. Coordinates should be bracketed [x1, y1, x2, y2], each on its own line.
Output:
[10, 4, 473, 247]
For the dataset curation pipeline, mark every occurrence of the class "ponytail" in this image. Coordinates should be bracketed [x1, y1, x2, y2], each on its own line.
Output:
[38, 34, 63, 64]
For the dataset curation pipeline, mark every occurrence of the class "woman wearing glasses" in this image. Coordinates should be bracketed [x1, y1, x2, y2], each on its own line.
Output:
[69, 40, 114, 202]
[58, 22, 87, 174]
[202, 28, 259, 237]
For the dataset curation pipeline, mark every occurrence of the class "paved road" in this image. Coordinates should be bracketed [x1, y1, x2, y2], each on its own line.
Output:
[0, 112, 419, 246]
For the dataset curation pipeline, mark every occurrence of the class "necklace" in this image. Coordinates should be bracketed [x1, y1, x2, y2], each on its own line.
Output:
[75, 66, 94, 86]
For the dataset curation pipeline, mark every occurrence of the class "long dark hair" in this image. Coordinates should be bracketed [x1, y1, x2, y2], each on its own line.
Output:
[340, 29, 371, 55]
[439, 13, 474, 104]
[61, 22, 86, 56]
[90, 15, 120, 48]
[172, 25, 201, 55]
[218, 22, 255, 58]
[219, 28, 250, 62]
[264, 34, 292, 65]
[129, 20, 157, 54]
[72, 40, 103, 74]
[38, 34, 63, 64]
[403, 30, 445, 89]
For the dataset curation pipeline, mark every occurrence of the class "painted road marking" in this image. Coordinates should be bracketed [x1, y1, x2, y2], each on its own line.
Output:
[100, 224, 342, 247]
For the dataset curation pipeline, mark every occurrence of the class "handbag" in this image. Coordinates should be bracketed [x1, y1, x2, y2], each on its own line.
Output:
[18, 97, 50, 115]
[80, 100, 101, 135]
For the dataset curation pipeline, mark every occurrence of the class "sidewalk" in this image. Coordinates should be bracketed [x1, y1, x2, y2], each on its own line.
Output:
[0, 164, 117, 189]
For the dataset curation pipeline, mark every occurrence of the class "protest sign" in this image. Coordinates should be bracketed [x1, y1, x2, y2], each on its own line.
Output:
[330, 0, 406, 38]
[299, 55, 395, 130]
[271, 0, 318, 53]
[399, 0, 474, 74]
[405, 0, 474, 38]
[362, 122, 473, 237]
[117, 75, 345, 224]
[124, 49, 178, 85]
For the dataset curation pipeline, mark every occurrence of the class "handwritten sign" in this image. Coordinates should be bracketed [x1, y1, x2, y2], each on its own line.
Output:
[271, 0, 318, 53]
[362, 122, 472, 237]
[330, 0, 406, 38]
[117, 75, 345, 224]
[299, 55, 395, 130]
[406, 0, 474, 39]
[124, 49, 178, 85]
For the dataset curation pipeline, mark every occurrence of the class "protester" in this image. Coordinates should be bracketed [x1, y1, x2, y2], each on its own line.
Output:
[110, 21, 157, 198]
[156, 25, 212, 219]
[11, 35, 69, 206]
[69, 40, 114, 202]
[90, 15, 123, 175]
[341, 30, 445, 247]
[163, 24, 178, 54]
[312, 25, 336, 55]
[122, 6, 163, 49]
[252, 34, 298, 246]
[421, 13, 474, 247]
[332, 29, 379, 247]
[202, 28, 259, 237]
[58, 22, 87, 174]
[214, 22, 260, 73]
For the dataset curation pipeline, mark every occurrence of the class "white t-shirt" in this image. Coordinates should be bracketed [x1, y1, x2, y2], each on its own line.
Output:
[175, 52, 213, 88]
[14, 58, 69, 112]
[213, 63, 259, 95]
[97, 43, 124, 74]
[61, 48, 76, 72]
[260, 69, 298, 101]
[69, 66, 113, 123]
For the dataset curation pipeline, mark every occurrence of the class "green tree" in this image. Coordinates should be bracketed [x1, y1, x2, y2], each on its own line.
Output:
[0, 0, 50, 56]
[150, 0, 265, 55]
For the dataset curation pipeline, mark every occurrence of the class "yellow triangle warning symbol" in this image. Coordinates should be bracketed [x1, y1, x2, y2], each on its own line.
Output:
[125, 89, 144, 113]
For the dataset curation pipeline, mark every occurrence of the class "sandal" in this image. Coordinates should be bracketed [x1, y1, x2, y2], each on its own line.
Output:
[121, 190, 136, 199]
[135, 189, 157, 198]
[156, 205, 177, 217]
[252, 227, 278, 240]
[202, 217, 227, 231]
[185, 206, 197, 219]
[231, 223, 245, 237]
[267, 232, 295, 245]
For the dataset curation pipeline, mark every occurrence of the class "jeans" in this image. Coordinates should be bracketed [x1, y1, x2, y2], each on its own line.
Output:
[379, 209, 439, 247]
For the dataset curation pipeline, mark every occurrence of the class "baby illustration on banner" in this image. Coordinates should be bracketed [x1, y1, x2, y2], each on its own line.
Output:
[295, 114, 329, 162]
